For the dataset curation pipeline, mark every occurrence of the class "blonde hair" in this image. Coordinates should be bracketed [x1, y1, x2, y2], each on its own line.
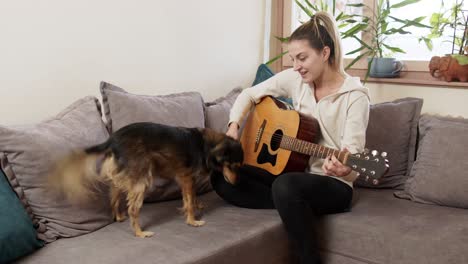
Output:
[289, 11, 345, 76]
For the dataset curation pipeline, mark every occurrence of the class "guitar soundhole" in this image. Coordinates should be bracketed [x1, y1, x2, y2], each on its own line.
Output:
[270, 129, 283, 151]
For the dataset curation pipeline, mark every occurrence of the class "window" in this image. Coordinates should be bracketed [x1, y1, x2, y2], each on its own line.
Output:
[281, 0, 468, 76]
[385, 0, 468, 61]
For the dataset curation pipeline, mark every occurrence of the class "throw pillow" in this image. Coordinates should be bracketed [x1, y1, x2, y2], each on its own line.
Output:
[0, 168, 43, 262]
[252, 64, 293, 106]
[0, 96, 112, 242]
[100, 82, 205, 133]
[252, 63, 275, 86]
[355, 97, 423, 189]
[394, 115, 468, 208]
[204, 87, 242, 133]
[99, 82, 211, 202]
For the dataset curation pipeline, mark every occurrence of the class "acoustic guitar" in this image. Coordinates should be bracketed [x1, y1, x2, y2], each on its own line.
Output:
[240, 96, 388, 185]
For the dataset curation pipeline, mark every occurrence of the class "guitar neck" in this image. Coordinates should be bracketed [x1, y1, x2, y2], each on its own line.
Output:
[279, 135, 347, 163]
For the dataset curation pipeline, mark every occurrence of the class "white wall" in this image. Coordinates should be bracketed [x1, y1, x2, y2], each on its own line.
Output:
[0, 0, 266, 125]
[369, 83, 468, 118]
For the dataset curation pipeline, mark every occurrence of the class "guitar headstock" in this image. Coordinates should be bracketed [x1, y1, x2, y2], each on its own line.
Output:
[346, 149, 389, 185]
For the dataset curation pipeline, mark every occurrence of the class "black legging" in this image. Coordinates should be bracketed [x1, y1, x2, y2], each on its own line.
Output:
[210, 166, 353, 264]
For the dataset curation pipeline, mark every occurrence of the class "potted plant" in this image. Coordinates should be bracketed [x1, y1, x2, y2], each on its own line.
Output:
[345, 0, 432, 80]
[426, 0, 468, 82]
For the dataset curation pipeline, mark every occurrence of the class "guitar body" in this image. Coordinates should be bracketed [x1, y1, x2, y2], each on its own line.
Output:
[240, 96, 321, 175]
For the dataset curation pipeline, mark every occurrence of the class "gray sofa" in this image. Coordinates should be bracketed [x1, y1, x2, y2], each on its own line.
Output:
[4, 84, 468, 264]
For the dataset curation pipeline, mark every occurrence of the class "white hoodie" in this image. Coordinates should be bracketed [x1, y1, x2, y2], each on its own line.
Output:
[229, 68, 370, 188]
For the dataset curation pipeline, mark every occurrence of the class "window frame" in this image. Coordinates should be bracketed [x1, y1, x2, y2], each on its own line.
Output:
[273, 0, 467, 88]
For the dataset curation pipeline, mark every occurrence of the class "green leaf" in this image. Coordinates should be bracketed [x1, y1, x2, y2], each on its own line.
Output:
[346, 3, 365, 7]
[275, 36, 290, 43]
[381, 22, 388, 33]
[390, 0, 421, 9]
[345, 51, 371, 70]
[266, 51, 289, 66]
[342, 23, 368, 38]
[364, 57, 374, 83]
[294, 0, 314, 17]
[335, 11, 344, 21]
[382, 43, 406, 53]
[351, 35, 373, 50]
[389, 16, 432, 29]
[419, 37, 433, 51]
[451, 54, 468, 65]
[346, 46, 366, 56]
[303, 0, 318, 12]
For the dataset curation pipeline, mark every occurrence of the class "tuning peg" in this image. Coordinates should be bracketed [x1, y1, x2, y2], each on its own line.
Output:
[371, 150, 378, 156]
[381, 152, 387, 158]
[361, 168, 366, 172]
[372, 179, 379, 185]
[363, 148, 369, 154]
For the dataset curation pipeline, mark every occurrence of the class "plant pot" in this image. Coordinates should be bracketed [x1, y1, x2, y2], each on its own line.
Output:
[368, 57, 403, 78]
[429, 55, 468, 82]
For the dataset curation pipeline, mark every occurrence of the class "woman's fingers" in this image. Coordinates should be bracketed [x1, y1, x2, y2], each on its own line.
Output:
[323, 155, 351, 177]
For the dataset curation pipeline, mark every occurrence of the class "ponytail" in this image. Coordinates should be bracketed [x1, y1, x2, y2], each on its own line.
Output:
[289, 11, 345, 76]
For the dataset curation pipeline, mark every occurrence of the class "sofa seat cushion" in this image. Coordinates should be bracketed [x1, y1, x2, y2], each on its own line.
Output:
[17, 191, 290, 264]
[318, 188, 468, 264]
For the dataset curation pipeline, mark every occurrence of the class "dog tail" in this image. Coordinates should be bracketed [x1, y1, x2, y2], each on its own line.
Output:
[48, 139, 114, 205]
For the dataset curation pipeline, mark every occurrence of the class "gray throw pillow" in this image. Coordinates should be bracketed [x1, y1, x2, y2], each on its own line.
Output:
[355, 97, 423, 189]
[0, 97, 112, 242]
[99, 82, 211, 202]
[100, 82, 205, 132]
[394, 115, 468, 208]
[204, 87, 242, 133]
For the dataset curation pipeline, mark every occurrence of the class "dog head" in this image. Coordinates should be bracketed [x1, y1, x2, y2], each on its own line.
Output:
[206, 134, 244, 181]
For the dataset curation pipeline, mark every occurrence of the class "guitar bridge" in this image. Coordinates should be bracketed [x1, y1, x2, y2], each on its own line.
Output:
[255, 119, 267, 152]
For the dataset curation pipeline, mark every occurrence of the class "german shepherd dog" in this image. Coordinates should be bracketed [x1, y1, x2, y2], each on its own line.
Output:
[48, 122, 243, 238]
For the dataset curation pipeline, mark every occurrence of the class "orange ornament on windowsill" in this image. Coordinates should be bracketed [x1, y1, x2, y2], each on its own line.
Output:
[429, 55, 468, 82]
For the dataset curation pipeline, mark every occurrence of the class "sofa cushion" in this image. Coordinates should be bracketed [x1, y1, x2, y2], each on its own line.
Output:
[355, 97, 423, 189]
[204, 87, 242, 133]
[0, 168, 44, 263]
[17, 191, 290, 264]
[100, 81, 205, 133]
[0, 97, 112, 242]
[317, 188, 468, 264]
[394, 115, 468, 209]
[99, 82, 210, 203]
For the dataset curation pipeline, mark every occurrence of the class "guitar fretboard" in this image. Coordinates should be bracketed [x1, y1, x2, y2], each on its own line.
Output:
[279, 134, 346, 163]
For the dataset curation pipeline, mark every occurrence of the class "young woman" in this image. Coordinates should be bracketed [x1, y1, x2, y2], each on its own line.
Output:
[210, 11, 370, 264]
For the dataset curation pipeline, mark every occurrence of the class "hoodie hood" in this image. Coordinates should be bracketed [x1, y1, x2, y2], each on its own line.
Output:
[329, 76, 370, 102]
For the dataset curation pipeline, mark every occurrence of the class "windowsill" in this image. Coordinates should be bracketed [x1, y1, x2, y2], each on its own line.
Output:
[282, 66, 468, 88]
[345, 69, 468, 89]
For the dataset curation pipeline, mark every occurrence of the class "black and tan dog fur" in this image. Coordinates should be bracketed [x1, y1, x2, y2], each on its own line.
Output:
[48, 122, 243, 238]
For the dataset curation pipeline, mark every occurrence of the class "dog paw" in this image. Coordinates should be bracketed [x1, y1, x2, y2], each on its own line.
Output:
[136, 231, 154, 238]
[187, 220, 205, 227]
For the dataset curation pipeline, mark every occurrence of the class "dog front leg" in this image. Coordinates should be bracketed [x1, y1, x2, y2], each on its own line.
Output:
[178, 177, 205, 227]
